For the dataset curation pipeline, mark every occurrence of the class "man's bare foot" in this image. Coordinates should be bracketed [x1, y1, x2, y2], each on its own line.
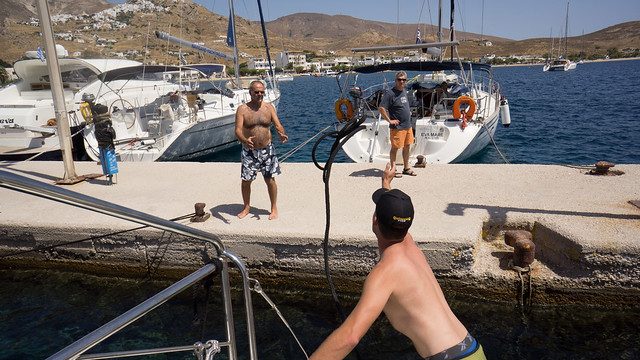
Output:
[237, 206, 250, 219]
[268, 208, 278, 220]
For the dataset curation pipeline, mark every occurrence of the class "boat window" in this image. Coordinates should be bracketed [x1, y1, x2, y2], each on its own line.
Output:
[137, 72, 165, 81]
[60, 68, 95, 83]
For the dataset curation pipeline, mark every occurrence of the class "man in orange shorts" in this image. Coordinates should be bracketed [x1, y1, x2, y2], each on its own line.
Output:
[378, 71, 417, 176]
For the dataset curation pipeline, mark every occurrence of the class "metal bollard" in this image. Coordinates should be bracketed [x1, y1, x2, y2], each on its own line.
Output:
[190, 202, 211, 222]
[504, 230, 535, 268]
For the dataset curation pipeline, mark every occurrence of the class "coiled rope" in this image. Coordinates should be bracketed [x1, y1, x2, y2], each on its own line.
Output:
[312, 117, 365, 322]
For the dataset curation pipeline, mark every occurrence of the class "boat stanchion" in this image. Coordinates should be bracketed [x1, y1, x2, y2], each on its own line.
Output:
[190, 202, 211, 222]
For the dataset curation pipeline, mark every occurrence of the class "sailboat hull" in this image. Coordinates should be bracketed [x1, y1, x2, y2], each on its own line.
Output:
[340, 108, 500, 165]
[337, 61, 503, 165]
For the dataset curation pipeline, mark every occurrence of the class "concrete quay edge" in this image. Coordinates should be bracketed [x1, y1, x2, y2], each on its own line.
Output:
[1, 161, 639, 305]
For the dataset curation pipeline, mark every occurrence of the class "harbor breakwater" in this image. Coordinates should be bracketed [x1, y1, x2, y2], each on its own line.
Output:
[1, 161, 639, 306]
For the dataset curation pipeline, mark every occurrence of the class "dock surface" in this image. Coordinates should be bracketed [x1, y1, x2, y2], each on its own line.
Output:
[1, 161, 639, 303]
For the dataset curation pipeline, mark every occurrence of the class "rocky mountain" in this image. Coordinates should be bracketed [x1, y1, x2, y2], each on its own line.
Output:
[1, 0, 638, 66]
[0, 0, 112, 23]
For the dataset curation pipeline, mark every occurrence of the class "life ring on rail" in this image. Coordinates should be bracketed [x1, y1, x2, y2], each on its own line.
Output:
[334, 98, 354, 121]
[452, 96, 476, 120]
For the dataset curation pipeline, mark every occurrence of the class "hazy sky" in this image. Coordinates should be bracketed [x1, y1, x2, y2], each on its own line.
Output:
[175, 0, 640, 41]
[107, 0, 639, 40]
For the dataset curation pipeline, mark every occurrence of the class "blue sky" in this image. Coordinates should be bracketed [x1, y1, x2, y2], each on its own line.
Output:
[111, 0, 640, 41]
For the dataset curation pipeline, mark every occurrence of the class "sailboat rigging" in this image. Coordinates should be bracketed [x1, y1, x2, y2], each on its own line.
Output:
[543, 1, 577, 72]
[334, 0, 511, 165]
[0, 0, 280, 163]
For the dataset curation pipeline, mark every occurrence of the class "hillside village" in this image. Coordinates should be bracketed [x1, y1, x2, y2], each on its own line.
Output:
[2, 0, 639, 80]
[12, 0, 546, 76]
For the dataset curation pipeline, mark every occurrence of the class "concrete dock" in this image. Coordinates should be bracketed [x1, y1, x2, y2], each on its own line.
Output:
[1, 161, 639, 305]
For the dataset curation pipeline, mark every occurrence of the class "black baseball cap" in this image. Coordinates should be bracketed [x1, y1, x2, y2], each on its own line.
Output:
[372, 188, 414, 229]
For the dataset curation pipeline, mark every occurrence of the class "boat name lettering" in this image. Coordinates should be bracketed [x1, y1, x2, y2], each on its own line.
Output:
[0, 118, 15, 124]
[420, 128, 444, 138]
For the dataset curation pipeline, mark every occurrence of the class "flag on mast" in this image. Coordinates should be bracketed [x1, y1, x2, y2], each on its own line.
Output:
[37, 46, 45, 62]
[226, 11, 234, 48]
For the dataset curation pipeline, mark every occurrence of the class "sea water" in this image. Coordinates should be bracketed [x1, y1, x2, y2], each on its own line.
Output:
[1, 269, 639, 359]
[3, 60, 640, 359]
[202, 59, 640, 165]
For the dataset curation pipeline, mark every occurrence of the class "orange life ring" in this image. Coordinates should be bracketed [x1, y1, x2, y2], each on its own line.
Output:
[453, 96, 476, 120]
[334, 98, 354, 121]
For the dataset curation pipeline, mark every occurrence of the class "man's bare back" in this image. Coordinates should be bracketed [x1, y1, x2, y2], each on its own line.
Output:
[375, 234, 468, 357]
[309, 164, 480, 360]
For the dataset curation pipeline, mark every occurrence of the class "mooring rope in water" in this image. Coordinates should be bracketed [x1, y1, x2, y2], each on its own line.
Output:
[509, 259, 533, 306]
[481, 121, 510, 164]
[249, 278, 310, 359]
[279, 124, 334, 163]
[509, 258, 534, 327]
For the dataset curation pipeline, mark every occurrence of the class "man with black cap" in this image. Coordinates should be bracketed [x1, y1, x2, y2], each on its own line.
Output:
[310, 163, 485, 360]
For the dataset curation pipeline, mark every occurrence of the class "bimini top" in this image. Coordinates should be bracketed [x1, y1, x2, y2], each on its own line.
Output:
[98, 65, 183, 82]
[98, 64, 226, 82]
[352, 61, 492, 74]
[187, 64, 225, 77]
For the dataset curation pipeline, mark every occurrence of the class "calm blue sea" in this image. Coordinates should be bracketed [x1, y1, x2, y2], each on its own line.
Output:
[2, 60, 640, 360]
[1, 269, 639, 359]
[205, 59, 640, 165]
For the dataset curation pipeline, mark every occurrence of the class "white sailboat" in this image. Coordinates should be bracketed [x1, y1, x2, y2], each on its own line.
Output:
[543, 2, 577, 72]
[0, 0, 280, 162]
[334, 0, 510, 165]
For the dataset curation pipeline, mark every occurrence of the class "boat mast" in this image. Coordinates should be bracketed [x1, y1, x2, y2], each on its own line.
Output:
[256, 0, 275, 80]
[437, 0, 442, 61]
[450, 0, 455, 61]
[228, 0, 240, 87]
[564, 1, 570, 58]
[36, 0, 78, 183]
[548, 28, 553, 60]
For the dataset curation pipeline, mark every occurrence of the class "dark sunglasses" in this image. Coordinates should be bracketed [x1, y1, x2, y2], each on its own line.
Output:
[396, 78, 407, 82]
[253, 90, 265, 94]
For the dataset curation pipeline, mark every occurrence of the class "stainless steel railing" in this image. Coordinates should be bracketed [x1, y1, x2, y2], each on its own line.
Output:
[0, 169, 258, 360]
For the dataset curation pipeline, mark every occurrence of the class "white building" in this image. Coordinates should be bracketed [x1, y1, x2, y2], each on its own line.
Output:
[275, 51, 307, 70]
[247, 58, 275, 71]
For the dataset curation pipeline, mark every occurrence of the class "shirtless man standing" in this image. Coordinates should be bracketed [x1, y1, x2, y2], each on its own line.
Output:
[309, 163, 486, 360]
[235, 80, 288, 220]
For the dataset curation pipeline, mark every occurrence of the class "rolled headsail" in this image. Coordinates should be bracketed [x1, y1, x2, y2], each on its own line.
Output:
[154, 30, 234, 61]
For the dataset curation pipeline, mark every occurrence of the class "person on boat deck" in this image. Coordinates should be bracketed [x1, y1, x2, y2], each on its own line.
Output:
[235, 80, 288, 220]
[309, 163, 486, 360]
[435, 81, 451, 106]
[378, 71, 417, 177]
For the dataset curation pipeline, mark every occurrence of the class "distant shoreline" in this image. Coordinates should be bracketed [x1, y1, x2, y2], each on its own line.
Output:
[493, 57, 640, 67]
